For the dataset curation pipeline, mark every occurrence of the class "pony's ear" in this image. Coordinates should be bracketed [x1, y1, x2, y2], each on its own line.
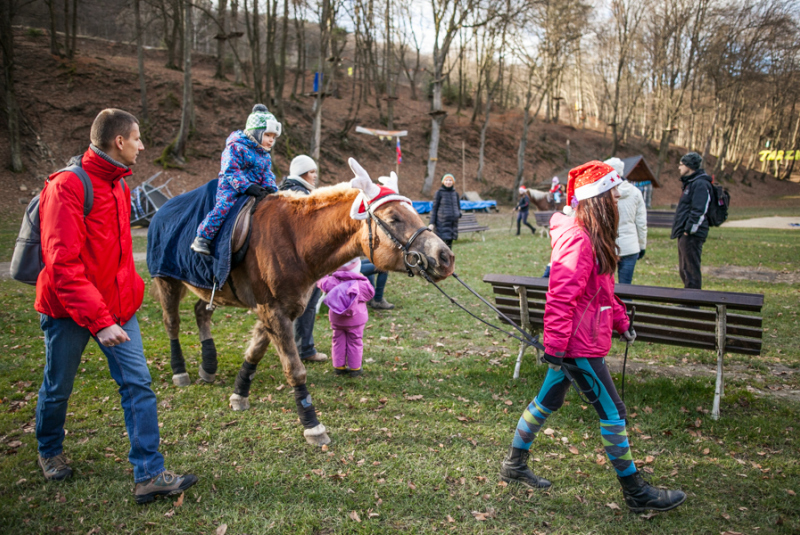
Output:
[349, 158, 381, 199]
[378, 172, 399, 193]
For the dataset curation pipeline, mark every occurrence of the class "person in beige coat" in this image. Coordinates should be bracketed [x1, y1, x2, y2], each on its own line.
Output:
[605, 158, 647, 284]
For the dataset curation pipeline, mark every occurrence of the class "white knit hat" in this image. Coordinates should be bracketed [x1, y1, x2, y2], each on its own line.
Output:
[604, 158, 625, 179]
[290, 155, 317, 178]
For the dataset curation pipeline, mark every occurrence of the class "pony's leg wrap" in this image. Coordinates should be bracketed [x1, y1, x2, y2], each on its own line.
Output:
[233, 360, 258, 398]
[294, 384, 320, 429]
[199, 338, 218, 380]
[170, 339, 190, 386]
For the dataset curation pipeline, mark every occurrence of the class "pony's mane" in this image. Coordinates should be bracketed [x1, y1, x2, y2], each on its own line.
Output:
[276, 182, 357, 215]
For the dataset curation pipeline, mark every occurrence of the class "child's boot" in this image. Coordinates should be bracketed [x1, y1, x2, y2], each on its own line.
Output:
[617, 472, 686, 512]
[333, 367, 348, 376]
[499, 446, 551, 489]
[191, 236, 212, 255]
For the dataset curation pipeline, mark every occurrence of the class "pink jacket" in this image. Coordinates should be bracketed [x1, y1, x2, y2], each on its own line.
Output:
[544, 212, 630, 358]
[317, 270, 375, 328]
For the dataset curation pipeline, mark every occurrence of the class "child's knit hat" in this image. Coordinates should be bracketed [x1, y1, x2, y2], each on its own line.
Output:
[245, 104, 282, 140]
[340, 258, 361, 273]
[441, 173, 455, 184]
[566, 160, 622, 207]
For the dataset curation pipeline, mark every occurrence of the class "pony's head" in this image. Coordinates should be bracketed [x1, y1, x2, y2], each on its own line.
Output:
[349, 158, 454, 282]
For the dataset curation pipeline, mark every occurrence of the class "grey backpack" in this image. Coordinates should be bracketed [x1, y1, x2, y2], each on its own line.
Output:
[10, 158, 93, 285]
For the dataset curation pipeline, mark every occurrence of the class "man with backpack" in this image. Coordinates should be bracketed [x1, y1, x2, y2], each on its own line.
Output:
[671, 152, 713, 289]
[33, 108, 197, 504]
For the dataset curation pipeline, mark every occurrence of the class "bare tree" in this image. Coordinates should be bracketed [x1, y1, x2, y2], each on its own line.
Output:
[134, 0, 149, 124]
[214, 0, 229, 79]
[171, 0, 194, 163]
[1, 0, 24, 171]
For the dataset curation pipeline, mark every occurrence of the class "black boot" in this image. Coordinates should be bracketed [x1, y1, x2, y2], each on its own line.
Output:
[499, 447, 551, 489]
[191, 236, 212, 255]
[618, 472, 686, 513]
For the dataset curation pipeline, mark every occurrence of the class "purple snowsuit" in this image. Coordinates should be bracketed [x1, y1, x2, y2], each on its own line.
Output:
[317, 270, 375, 371]
[196, 130, 277, 241]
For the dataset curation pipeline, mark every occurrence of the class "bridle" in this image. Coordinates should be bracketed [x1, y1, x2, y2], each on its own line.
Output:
[364, 207, 432, 278]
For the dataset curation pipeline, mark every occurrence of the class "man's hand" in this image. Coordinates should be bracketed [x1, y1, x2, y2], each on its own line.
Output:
[97, 324, 130, 347]
[638, 249, 646, 260]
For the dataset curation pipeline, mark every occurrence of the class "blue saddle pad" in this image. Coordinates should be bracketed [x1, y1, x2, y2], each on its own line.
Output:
[147, 179, 249, 289]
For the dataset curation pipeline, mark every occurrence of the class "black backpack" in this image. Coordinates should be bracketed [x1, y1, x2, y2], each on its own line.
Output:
[10, 157, 93, 285]
[707, 181, 730, 227]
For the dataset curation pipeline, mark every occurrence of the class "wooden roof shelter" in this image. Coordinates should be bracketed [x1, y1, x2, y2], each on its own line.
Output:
[550, 155, 659, 188]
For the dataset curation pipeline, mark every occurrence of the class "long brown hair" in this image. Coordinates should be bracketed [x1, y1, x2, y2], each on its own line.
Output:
[575, 189, 619, 275]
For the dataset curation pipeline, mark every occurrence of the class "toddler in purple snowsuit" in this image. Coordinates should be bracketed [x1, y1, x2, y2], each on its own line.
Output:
[191, 104, 281, 255]
[317, 258, 375, 377]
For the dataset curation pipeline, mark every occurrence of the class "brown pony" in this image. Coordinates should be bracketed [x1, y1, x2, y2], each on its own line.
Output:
[151, 161, 454, 447]
[526, 188, 565, 212]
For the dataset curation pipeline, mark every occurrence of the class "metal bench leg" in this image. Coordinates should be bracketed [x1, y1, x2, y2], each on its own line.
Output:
[712, 304, 727, 420]
[512, 285, 530, 380]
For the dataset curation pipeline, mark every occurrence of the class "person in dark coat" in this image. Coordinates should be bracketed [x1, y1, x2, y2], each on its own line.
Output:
[670, 152, 713, 289]
[428, 173, 461, 248]
[515, 185, 536, 235]
[277, 155, 328, 363]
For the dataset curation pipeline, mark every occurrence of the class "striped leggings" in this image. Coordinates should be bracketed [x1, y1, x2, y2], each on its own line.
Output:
[512, 357, 636, 477]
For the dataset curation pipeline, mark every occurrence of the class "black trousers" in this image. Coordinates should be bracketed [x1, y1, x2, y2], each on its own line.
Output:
[678, 234, 705, 289]
[294, 286, 321, 359]
[516, 210, 536, 235]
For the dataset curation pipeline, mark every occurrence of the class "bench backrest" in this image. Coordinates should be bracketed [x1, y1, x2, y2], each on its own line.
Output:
[647, 210, 675, 228]
[483, 274, 764, 356]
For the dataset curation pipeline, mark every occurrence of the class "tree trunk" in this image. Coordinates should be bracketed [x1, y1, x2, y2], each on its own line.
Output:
[244, 0, 263, 101]
[69, 0, 77, 58]
[476, 96, 492, 184]
[215, 0, 228, 79]
[274, 0, 288, 117]
[292, 10, 303, 97]
[172, 0, 193, 162]
[231, 0, 243, 84]
[422, 48, 444, 196]
[63, 0, 71, 58]
[309, 0, 331, 161]
[46, 0, 59, 55]
[134, 0, 149, 123]
[1, 0, 24, 172]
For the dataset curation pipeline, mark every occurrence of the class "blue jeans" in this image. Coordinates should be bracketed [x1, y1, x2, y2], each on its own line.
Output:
[360, 260, 388, 302]
[36, 314, 165, 483]
[617, 253, 639, 285]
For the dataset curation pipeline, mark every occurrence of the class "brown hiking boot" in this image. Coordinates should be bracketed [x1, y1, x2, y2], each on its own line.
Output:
[39, 453, 73, 481]
[368, 299, 395, 310]
[134, 470, 198, 504]
[301, 352, 329, 363]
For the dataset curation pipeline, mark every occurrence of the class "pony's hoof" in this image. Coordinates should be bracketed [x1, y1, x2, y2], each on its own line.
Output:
[198, 367, 216, 384]
[304, 424, 331, 447]
[172, 373, 191, 387]
[229, 393, 250, 411]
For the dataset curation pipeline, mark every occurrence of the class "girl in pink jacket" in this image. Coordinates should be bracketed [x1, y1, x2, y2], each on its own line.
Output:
[317, 258, 375, 378]
[499, 161, 686, 514]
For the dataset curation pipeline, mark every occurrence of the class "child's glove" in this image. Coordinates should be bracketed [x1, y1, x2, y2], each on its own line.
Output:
[245, 184, 269, 200]
[621, 328, 636, 344]
[638, 249, 646, 260]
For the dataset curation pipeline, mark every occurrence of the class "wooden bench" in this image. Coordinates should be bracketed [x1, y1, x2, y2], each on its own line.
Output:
[647, 210, 675, 228]
[482, 273, 765, 420]
[458, 213, 490, 240]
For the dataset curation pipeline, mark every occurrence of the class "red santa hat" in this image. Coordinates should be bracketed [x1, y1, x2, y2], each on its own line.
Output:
[566, 160, 622, 207]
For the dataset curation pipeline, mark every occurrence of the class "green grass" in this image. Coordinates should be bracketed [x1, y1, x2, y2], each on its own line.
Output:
[0, 218, 798, 534]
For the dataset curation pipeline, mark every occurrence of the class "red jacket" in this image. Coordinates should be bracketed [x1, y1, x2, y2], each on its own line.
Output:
[544, 212, 629, 358]
[35, 146, 144, 335]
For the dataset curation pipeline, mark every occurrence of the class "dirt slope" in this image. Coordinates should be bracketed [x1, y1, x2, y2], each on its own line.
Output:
[2, 28, 800, 218]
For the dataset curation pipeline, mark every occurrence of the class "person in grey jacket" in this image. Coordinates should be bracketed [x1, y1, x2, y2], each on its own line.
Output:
[671, 152, 713, 289]
[428, 173, 461, 248]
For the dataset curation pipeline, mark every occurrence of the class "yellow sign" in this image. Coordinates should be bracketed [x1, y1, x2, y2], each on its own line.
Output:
[759, 150, 800, 161]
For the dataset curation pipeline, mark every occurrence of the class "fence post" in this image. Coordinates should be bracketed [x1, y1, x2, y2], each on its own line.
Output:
[712, 304, 727, 420]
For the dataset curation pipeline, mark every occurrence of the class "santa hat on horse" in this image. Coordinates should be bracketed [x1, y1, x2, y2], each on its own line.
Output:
[566, 160, 622, 208]
[348, 158, 413, 220]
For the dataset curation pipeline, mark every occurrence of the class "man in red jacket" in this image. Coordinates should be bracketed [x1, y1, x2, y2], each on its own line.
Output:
[34, 108, 197, 504]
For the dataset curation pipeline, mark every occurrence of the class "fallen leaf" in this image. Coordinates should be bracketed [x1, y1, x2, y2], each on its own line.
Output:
[216, 525, 228, 535]
[405, 395, 424, 401]
[606, 503, 621, 510]
[703, 448, 710, 455]
[164, 509, 175, 518]
[276, 384, 285, 391]
[349, 511, 361, 522]
[645, 455, 655, 464]
[497, 480, 508, 488]
[596, 454, 607, 466]
[408, 481, 417, 490]
[7, 440, 22, 448]
[321, 444, 329, 452]
[312, 469, 325, 476]
[644, 406, 653, 414]
[640, 512, 658, 519]
[787, 489, 796, 496]
[360, 397, 369, 403]
[694, 418, 702, 428]
[446, 514, 455, 523]
[568, 445, 579, 455]
[503, 400, 513, 406]
[721, 513, 730, 520]
[720, 532, 744, 535]
[543, 428, 555, 436]
[173, 493, 184, 507]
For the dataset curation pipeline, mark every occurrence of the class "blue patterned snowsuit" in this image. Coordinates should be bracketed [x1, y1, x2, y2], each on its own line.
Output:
[196, 130, 277, 241]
